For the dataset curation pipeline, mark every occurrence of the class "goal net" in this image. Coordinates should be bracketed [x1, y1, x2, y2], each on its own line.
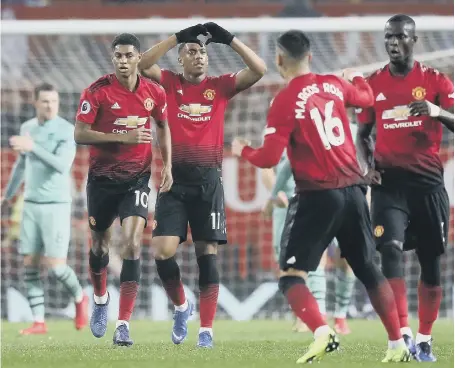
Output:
[1, 16, 453, 322]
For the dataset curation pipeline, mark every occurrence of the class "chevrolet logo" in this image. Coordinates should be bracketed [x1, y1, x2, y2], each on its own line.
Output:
[179, 104, 212, 116]
[113, 116, 148, 128]
[382, 105, 411, 121]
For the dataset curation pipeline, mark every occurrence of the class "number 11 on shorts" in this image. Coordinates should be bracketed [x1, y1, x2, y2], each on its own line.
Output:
[211, 212, 221, 230]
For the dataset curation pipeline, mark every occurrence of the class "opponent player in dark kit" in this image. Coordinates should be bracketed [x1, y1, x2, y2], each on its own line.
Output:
[74, 33, 172, 346]
[356, 15, 454, 362]
[232, 30, 411, 364]
[139, 22, 267, 348]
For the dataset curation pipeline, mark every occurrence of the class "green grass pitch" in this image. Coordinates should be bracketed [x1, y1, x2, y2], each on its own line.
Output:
[2, 319, 453, 368]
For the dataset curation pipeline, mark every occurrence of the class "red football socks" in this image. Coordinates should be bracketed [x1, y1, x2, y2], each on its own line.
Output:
[367, 281, 402, 341]
[200, 284, 219, 328]
[418, 281, 442, 335]
[118, 281, 139, 321]
[285, 283, 326, 332]
[388, 277, 409, 328]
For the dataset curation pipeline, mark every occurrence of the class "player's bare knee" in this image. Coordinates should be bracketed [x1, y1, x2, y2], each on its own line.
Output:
[120, 241, 141, 260]
[152, 236, 179, 260]
[194, 241, 217, 258]
[23, 254, 41, 267]
[378, 240, 404, 279]
[279, 268, 308, 281]
[44, 257, 66, 268]
[91, 230, 110, 256]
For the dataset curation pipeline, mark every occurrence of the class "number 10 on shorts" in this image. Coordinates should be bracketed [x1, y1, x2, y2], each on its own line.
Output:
[134, 190, 149, 208]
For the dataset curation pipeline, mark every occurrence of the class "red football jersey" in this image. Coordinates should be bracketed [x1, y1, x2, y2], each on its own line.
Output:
[76, 74, 167, 181]
[357, 62, 454, 189]
[160, 70, 237, 184]
[266, 73, 373, 191]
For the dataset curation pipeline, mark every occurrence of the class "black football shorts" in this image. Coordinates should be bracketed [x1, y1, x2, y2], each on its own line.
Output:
[371, 185, 449, 256]
[152, 178, 227, 244]
[280, 186, 375, 272]
[86, 174, 151, 232]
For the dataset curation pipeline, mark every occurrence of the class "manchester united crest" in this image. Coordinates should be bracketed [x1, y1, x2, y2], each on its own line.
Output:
[203, 89, 216, 101]
[374, 225, 384, 237]
[412, 87, 426, 100]
[89, 216, 96, 226]
[144, 98, 155, 111]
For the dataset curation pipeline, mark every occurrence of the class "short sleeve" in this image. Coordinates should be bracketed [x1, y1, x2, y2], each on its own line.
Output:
[76, 89, 100, 124]
[435, 72, 454, 110]
[160, 69, 176, 92]
[151, 87, 168, 122]
[265, 92, 294, 145]
[216, 73, 238, 100]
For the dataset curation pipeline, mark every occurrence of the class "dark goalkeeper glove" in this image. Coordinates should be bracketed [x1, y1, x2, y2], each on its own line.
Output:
[204, 22, 234, 46]
[175, 24, 208, 43]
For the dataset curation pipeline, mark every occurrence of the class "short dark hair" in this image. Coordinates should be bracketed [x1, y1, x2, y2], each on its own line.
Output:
[34, 83, 56, 100]
[277, 30, 311, 60]
[111, 33, 141, 52]
[178, 39, 205, 53]
[387, 14, 416, 28]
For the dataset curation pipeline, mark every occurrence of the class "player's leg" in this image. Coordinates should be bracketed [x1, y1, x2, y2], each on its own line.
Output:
[272, 207, 308, 332]
[278, 190, 344, 363]
[337, 186, 410, 363]
[193, 241, 219, 348]
[41, 203, 88, 330]
[152, 184, 190, 344]
[86, 179, 120, 338]
[333, 242, 355, 335]
[189, 179, 226, 348]
[411, 188, 449, 362]
[111, 177, 151, 346]
[371, 186, 414, 350]
[18, 202, 46, 335]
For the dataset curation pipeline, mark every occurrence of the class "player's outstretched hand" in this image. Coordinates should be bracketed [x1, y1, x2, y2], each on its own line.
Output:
[122, 127, 152, 144]
[175, 24, 208, 43]
[204, 22, 234, 46]
[409, 100, 441, 118]
[231, 137, 251, 157]
[160, 166, 173, 193]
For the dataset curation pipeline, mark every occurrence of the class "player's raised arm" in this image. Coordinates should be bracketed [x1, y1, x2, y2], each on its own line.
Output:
[139, 24, 208, 83]
[204, 22, 267, 93]
[340, 69, 374, 108]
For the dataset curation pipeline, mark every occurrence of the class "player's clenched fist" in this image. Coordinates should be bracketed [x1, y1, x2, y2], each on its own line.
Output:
[159, 166, 173, 193]
[121, 126, 152, 144]
[204, 22, 234, 46]
[175, 24, 208, 43]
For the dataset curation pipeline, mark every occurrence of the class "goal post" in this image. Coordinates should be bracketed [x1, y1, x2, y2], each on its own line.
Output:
[1, 16, 453, 322]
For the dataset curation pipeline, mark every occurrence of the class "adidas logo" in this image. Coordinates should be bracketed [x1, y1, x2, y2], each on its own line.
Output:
[177, 89, 183, 95]
[111, 102, 121, 109]
[286, 256, 296, 265]
[376, 93, 386, 101]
